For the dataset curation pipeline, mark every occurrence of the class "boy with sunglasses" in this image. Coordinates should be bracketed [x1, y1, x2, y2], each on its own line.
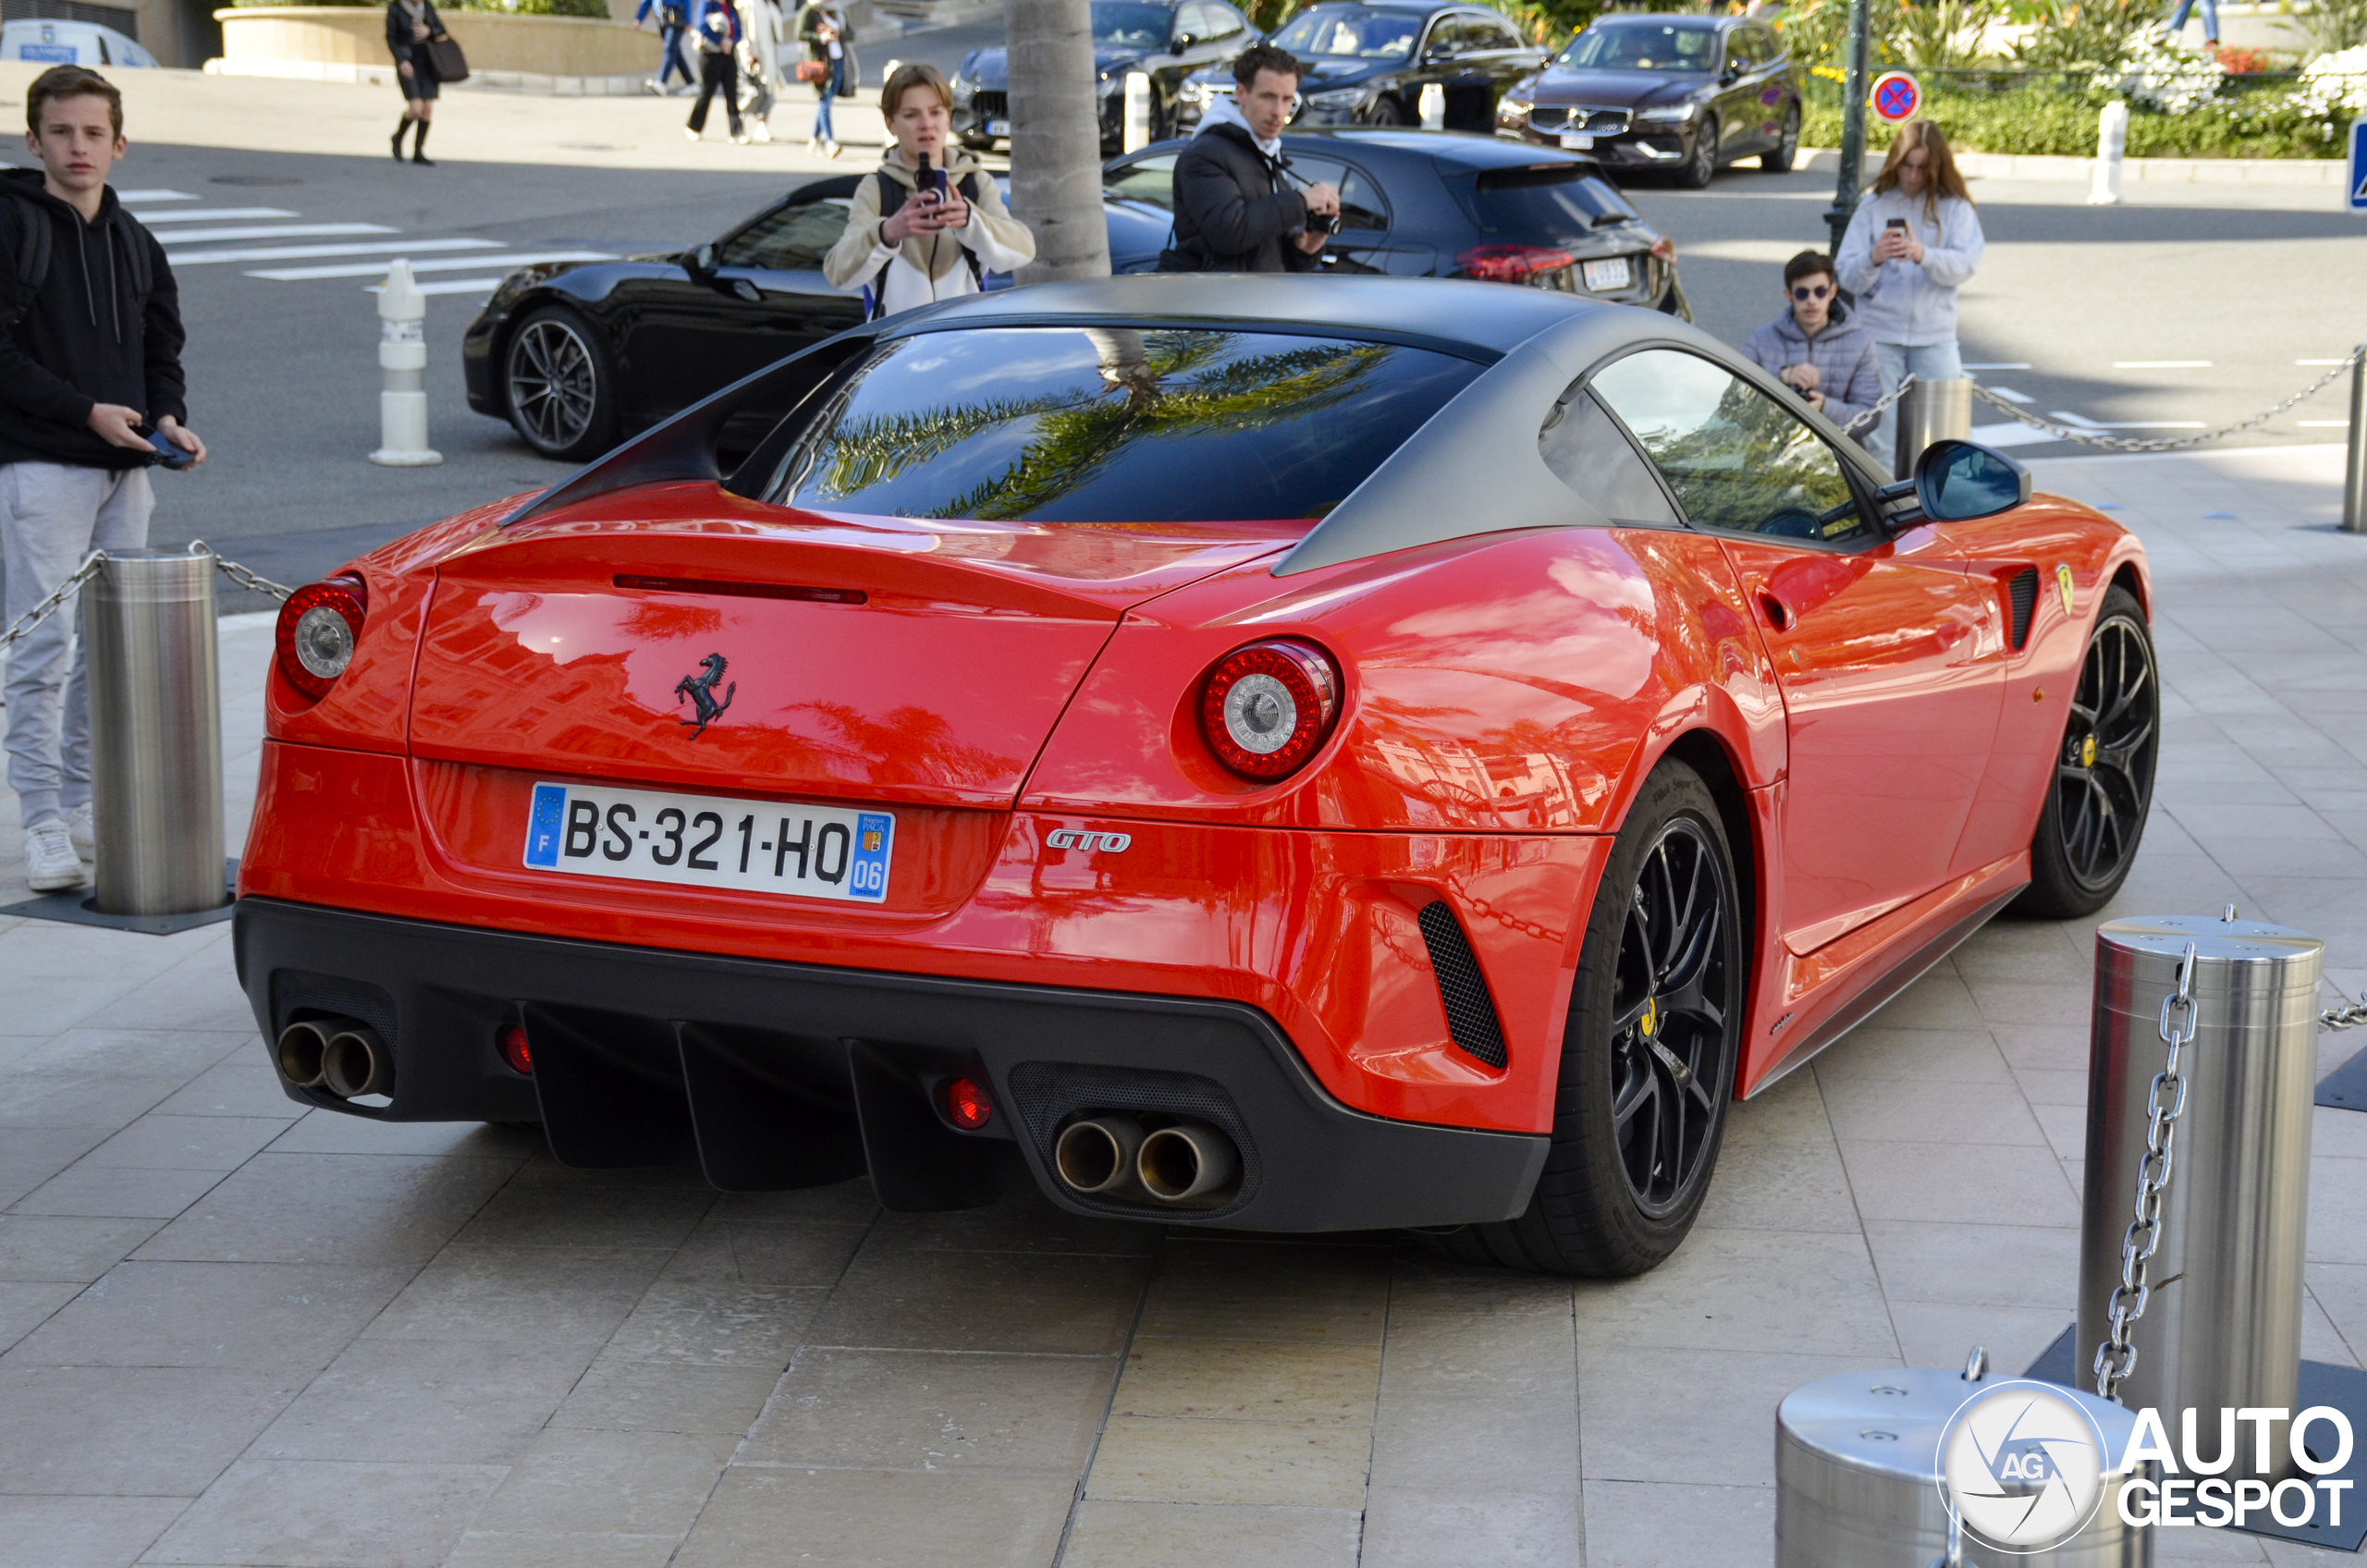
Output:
[1744, 250, 1881, 442]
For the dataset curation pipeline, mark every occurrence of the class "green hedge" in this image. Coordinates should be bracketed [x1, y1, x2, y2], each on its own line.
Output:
[1801, 87, 2345, 158]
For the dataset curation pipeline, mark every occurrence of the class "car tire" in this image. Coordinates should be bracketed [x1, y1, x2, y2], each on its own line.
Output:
[1677, 115, 1719, 188]
[502, 303, 619, 463]
[2016, 586, 2159, 919]
[1366, 93, 1412, 126]
[1760, 104, 1799, 172]
[1423, 760, 1745, 1278]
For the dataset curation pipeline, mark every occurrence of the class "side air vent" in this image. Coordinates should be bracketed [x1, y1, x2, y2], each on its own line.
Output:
[2006, 567, 2040, 650]
[1417, 901, 1509, 1070]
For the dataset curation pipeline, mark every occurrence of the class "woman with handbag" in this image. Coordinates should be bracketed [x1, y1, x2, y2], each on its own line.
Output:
[797, 1, 847, 157]
[386, 0, 450, 165]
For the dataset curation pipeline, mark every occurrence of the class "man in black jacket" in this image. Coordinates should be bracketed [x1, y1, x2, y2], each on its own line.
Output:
[2, 67, 202, 893]
[1161, 43, 1339, 273]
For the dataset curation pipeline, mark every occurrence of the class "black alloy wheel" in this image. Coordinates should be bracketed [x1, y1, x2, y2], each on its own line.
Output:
[1676, 115, 1719, 188]
[2018, 585, 2159, 917]
[1366, 93, 1412, 126]
[1421, 760, 1743, 1277]
[503, 304, 619, 463]
[1760, 104, 1799, 172]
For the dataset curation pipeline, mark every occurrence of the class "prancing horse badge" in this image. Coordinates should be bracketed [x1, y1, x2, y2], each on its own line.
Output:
[674, 653, 735, 739]
[2054, 564, 2077, 617]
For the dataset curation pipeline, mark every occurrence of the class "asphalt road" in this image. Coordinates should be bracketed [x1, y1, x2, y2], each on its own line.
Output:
[6, 65, 2360, 611]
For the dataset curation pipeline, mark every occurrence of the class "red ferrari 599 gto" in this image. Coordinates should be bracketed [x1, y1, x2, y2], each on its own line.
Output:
[239, 276, 2155, 1277]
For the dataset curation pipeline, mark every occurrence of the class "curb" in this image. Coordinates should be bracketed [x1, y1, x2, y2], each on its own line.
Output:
[204, 56, 649, 94]
[1797, 144, 2347, 186]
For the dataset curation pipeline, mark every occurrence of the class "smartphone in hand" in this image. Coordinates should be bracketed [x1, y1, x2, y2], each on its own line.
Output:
[141, 426, 195, 470]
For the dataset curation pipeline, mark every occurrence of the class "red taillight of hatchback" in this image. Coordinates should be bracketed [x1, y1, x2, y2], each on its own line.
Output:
[275, 577, 367, 700]
[1198, 640, 1341, 781]
[1456, 244, 1576, 286]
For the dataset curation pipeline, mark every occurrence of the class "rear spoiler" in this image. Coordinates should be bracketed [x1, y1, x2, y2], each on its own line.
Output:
[501, 322, 888, 527]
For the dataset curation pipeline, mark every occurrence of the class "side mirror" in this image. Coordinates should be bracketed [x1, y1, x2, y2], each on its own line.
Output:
[1171, 31, 1193, 48]
[1913, 439, 2032, 522]
[685, 241, 718, 280]
[729, 276, 764, 303]
[1720, 63, 1739, 83]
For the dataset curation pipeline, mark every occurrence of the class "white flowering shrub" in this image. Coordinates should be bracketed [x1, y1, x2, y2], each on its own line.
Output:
[2094, 32, 2226, 113]
[2292, 43, 2367, 116]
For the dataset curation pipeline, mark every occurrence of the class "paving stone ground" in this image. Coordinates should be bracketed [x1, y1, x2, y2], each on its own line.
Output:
[0, 444, 2362, 1566]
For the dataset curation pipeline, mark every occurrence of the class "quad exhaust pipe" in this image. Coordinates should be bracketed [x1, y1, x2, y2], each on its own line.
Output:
[1054, 1113, 1238, 1205]
[275, 1018, 395, 1099]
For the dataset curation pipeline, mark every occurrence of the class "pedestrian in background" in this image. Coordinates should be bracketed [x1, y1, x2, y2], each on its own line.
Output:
[799, 1, 849, 157]
[1836, 118, 1983, 469]
[1160, 43, 1338, 273]
[685, 0, 746, 143]
[737, 0, 786, 142]
[2163, 0, 2219, 46]
[823, 63, 1033, 317]
[1745, 249, 1882, 441]
[385, 0, 444, 165]
[1, 67, 203, 893]
[637, 0, 694, 94]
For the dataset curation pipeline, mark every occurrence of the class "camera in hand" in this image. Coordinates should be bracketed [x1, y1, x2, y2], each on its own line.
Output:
[1306, 210, 1339, 236]
[916, 151, 947, 197]
[140, 425, 194, 470]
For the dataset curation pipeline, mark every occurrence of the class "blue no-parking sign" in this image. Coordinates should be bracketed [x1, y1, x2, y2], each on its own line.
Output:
[1872, 70, 1920, 124]
[2351, 118, 2367, 213]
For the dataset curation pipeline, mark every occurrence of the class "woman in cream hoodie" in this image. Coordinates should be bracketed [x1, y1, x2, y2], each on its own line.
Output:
[823, 62, 1035, 318]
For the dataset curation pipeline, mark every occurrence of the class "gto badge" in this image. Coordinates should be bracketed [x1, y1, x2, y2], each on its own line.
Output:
[2054, 564, 2077, 617]
[1046, 828, 1132, 853]
[673, 653, 736, 739]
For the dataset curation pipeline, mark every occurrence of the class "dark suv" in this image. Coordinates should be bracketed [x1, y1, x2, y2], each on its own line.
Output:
[1175, 0, 1547, 134]
[952, 0, 1257, 153]
[1496, 14, 1802, 187]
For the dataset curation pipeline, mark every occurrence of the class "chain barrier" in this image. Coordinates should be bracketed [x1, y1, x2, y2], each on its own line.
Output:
[2324, 993, 2367, 1033]
[0, 545, 289, 667]
[1841, 374, 1917, 436]
[1966, 347, 2364, 455]
[2094, 940, 2199, 1403]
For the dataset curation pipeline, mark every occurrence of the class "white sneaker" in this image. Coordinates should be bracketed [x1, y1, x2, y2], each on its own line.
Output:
[67, 802, 93, 860]
[684, 126, 701, 141]
[26, 822, 87, 893]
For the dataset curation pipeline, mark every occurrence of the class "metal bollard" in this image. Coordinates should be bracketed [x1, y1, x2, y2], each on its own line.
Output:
[1122, 71, 1151, 153]
[1893, 375, 1973, 480]
[1418, 81, 1443, 129]
[1777, 1357, 2150, 1564]
[2078, 915, 2322, 1473]
[2089, 100, 2128, 206]
[86, 551, 226, 917]
[2343, 347, 2365, 533]
[369, 259, 442, 468]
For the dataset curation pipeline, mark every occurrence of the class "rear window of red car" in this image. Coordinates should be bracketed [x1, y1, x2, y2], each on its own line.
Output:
[764, 326, 1482, 524]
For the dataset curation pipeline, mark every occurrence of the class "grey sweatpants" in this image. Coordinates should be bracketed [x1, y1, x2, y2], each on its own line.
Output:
[2, 461, 154, 829]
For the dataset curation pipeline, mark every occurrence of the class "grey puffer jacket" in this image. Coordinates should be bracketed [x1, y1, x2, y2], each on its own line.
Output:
[1743, 301, 1883, 438]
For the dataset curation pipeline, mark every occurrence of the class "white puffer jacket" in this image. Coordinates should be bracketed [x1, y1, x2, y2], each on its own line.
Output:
[1835, 188, 1985, 348]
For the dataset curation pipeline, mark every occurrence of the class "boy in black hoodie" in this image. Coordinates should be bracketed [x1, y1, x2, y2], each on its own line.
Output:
[1, 66, 202, 893]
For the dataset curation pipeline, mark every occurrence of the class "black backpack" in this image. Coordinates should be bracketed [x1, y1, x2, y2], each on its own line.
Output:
[864, 169, 985, 321]
[0, 192, 154, 303]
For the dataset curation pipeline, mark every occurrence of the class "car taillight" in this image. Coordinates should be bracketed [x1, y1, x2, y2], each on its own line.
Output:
[1198, 640, 1341, 781]
[275, 577, 367, 700]
[943, 1076, 993, 1130]
[1457, 244, 1576, 285]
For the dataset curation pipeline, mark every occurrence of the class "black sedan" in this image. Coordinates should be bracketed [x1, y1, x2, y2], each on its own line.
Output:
[1496, 14, 1801, 187]
[1175, 0, 1546, 133]
[951, 0, 1257, 154]
[462, 135, 1683, 461]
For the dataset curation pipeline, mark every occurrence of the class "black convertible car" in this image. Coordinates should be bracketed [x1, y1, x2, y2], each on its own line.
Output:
[951, 0, 1257, 153]
[1496, 13, 1802, 187]
[1175, 0, 1547, 133]
[462, 133, 1684, 462]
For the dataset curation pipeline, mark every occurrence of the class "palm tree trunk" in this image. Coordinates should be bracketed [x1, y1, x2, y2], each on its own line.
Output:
[1006, 0, 1111, 283]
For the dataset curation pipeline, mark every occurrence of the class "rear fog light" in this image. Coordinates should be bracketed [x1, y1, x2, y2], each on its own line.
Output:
[943, 1076, 993, 1130]
[498, 1024, 533, 1075]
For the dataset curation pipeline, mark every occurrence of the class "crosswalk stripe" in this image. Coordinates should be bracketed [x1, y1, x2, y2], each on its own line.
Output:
[172, 239, 508, 266]
[136, 208, 301, 224]
[253, 250, 617, 281]
[156, 223, 399, 245]
[116, 190, 200, 202]
[369, 277, 513, 297]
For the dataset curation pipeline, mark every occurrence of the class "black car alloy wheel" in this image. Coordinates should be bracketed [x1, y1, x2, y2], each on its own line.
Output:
[2020, 586, 2158, 917]
[1606, 815, 1733, 1218]
[1678, 115, 1719, 188]
[1761, 103, 1799, 173]
[504, 306, 617, 462]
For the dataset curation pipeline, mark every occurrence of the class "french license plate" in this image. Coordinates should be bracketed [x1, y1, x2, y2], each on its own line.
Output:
[18, 43, 76, 60]
[1560, 131, 1594, 149]
[522, 781, 892, 904]
[1581, 256, 1632, 292]
[987, 118, 1012, 136]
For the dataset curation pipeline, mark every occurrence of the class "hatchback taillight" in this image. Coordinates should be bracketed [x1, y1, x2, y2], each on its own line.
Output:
[1457, 244, 1576, 286]
[275, 577, 367, 700]
[1197, 640, 1341, 781]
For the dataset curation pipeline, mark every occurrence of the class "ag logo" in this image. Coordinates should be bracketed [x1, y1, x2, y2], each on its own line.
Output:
[673, 653, 735, 740]
[1937, 1380, 2109, 1553]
